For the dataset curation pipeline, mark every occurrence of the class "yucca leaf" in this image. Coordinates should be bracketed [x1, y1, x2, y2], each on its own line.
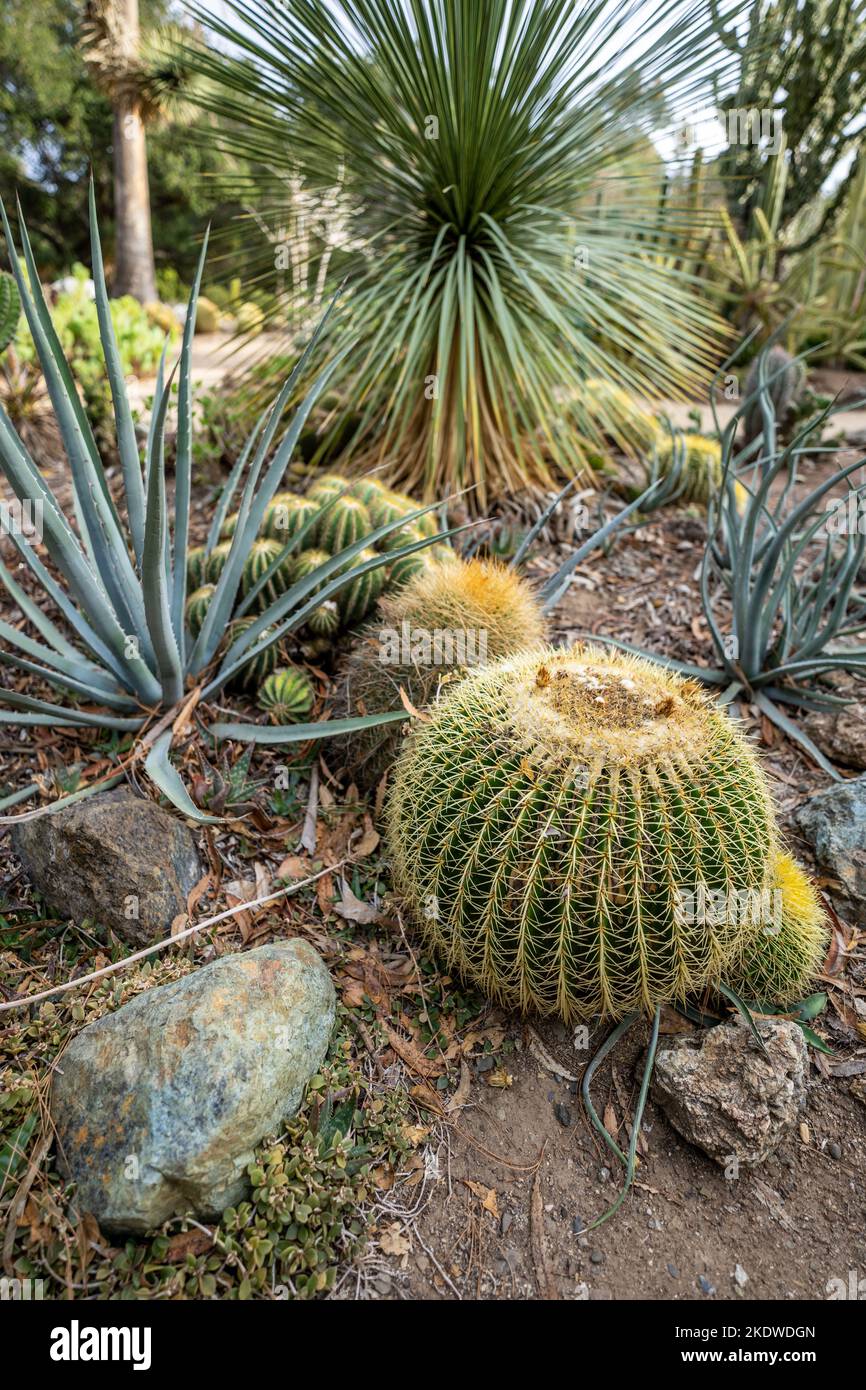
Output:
[141, 365, 184, 704]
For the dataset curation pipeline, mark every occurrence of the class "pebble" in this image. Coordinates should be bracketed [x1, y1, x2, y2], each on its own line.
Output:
[828, 1141, 842, 1159]
[698, 1276, 716, 1295]
[555, 1103, 572, 1127]
[799, 1121, 810, 1144]
[572, 1216, 585, 1235]
[734, 1264, 748, 1288]
[590, 1249, 604, 1265]
[667, 1263, 680, 1279]
[648, 1218, 663, 1231]
[500, 1211, 513, 1235]
[599, 1166, 611, 1182]
[476, 1055, 495, 1073]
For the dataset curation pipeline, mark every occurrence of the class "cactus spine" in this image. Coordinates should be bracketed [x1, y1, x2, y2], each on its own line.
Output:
[387, 646, 782, 1023]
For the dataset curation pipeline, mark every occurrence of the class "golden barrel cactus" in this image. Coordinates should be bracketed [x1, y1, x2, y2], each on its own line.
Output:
[387, 646, 786, 1022]
[335, 557, 546, 790]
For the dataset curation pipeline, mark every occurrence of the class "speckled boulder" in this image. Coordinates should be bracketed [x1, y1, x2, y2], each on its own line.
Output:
[11, 787, 201, 946]
[51, 942, 336, 1232]
[794, 775, 866, 925]
[652, 1017, 808, 1167]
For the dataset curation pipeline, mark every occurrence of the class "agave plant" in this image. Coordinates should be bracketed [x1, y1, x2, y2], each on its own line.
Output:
[0, 189, 450, 819]
[600, 344, 866, 777]
[184, 0, 739, 507]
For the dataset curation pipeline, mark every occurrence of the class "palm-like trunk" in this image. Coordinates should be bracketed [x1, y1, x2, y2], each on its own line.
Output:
[110, 0, 157, 302]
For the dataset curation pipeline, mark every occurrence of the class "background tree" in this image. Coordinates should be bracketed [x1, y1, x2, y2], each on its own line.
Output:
[713, 0, 866, 249]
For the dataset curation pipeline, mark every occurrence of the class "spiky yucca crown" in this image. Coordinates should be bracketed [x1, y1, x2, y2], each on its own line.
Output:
[725, 851, 829, 1006]
[655, 434, 723, 503]
[388, 646, 781, 1023]
[334, 558, 546, 790]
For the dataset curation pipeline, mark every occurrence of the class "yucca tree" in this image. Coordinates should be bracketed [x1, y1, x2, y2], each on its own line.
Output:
[185, 0, 742, 507]
[0, 187, 445, 819]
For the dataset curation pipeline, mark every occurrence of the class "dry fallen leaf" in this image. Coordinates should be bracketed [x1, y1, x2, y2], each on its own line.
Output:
[379, 1221, 412, 1261]
[275, 854, 309, 881]
[333, 879, 381, 925]
[465, 1180, 500, 1220]
[448, 1060, 472, 1112]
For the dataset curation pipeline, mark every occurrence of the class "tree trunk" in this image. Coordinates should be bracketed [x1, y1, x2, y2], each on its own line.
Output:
[110, 0, 157, 302]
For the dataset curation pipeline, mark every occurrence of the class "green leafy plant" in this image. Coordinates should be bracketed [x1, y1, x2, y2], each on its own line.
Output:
[602, 343, 866, 776]
[0, 189, 451, 819]
[187, 0, 738, 506]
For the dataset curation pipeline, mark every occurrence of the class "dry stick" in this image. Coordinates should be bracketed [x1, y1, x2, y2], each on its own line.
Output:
[0, 862, 344, 1014]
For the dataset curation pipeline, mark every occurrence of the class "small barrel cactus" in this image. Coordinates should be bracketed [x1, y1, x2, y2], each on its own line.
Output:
[726, 851, 828, 1006]
[387, 646, 782, 1023]
[187, 545, 210, 590]
[333, 557, 545, 790]
[368, 489, 412, 530]
[258, 665, 315, 723]
[655, 434, 723, 503]
[306, 598, 341, 639]
[317, 494, 372, 554]
[0, 270, 22, 354]
[206, 539, 234, 583]
[263, 492, 319, 541]
[307, 473, 349, 507]
[220, 511, 240, 539]
[349, 477, 389, 509]
[185, 584, 215, 636]
[242, 538, 293, 609]
[292, 548, 334, 600]
[225, 618, 281, 690]
[337, 545, 387, 625]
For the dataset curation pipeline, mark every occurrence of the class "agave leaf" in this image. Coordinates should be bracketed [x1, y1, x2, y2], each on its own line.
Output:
[141, 363, 184, 703]
[0, 773, 125, 824]
[717, 982, 771, 1058]
[143, 730, 222, 823]
[209, 708, 410, 744]
[539, 481, 663, 613]
[88, 177, 145, 566]
[170, 229, 210, 646]
[0, 688, 142, 729]
[753, 691, 843, 780]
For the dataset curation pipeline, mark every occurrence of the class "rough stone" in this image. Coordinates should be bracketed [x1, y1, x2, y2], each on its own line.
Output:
[802, 705, 866, 772]
[652, 1017, 808, 1167]
[51, 941, 335, 1232]
[12, 787, 201, 946]
[793, 776, 866, 925]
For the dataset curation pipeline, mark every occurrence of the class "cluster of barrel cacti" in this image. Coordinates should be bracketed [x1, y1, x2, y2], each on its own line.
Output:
[386, 646, 828, 1021]
[186, 473, 445, 661]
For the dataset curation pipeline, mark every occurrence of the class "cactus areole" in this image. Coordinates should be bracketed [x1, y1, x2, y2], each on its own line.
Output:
[388, 646, 783, 1023]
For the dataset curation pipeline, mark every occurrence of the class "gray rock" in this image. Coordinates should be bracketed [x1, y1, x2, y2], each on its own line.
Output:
[803, 706, 866, 772]
[12, 787, 201, 946]
[652, 1017, 808, 1167]
[794, 776, 866, 925]
[51, 941, 335, 1232]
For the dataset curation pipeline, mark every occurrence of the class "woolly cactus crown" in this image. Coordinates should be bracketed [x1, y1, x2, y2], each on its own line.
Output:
[388, 645, 782, 1022]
